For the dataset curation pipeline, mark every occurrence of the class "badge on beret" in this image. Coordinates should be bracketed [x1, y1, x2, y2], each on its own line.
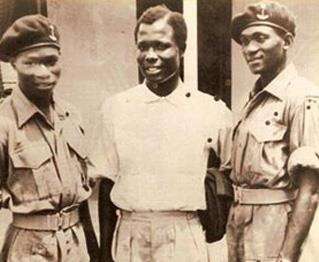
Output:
[49, 25, 57, 41]
[256, 3, 269, 20]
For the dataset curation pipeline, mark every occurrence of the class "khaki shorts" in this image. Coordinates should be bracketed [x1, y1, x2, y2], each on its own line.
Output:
[1, 223, 90, 262]
[227, 202, 292, 262]
[112, 210, 208, 262]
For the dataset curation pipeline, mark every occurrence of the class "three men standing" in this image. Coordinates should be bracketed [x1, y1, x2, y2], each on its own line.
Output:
[91, 5, 232, 262]
[228, 2, 319, 262]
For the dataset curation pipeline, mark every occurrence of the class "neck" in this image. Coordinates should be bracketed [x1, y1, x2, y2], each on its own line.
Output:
[260, 59, 287, 89]
[20, 87, 53, 120]
[146, 72, 180, 97]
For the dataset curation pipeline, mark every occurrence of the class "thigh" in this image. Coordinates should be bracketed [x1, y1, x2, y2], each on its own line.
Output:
[154, 216, 208, 262]
[113, 218, 152, 262]
[6, 227, 58, 262]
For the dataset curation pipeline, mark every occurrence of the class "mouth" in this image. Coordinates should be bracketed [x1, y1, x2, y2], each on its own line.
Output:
[35, 82, 56, 89]
[247, 57, 262, 64]
[144, 66, 162, 75]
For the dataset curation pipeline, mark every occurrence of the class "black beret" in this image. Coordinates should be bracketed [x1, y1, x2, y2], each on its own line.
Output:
[231, 1, 296, 44]
[0, 14, 60, 62]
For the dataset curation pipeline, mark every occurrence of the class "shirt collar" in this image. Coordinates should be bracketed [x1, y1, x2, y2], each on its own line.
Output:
[251, 63, 299, 101]
[12, 87, 66, 128]
[141, 78, 192, 106]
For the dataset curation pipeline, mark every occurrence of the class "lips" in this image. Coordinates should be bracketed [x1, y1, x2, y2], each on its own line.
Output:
[35, 82, 56, 89]
[247, 57, 262, 63]
[145, 66, 161, 75]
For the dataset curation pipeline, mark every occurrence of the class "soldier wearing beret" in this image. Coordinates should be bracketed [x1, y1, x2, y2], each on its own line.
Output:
[229, 1, 319, 262]
[0, 15, 97, 261]
[89, 5, 232, 262]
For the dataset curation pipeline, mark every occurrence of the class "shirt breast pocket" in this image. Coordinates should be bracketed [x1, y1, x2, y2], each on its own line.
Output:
[64, 123, 89, 189]
[250, 121, 287, 143]
[9, 144, 60, 202]
[249, 121, 288, 174]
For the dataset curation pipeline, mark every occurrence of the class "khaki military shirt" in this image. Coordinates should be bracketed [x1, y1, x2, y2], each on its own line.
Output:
[227, 64, 319, 261]
[0, 87, 91, 213]
[231, 64, 319, 189]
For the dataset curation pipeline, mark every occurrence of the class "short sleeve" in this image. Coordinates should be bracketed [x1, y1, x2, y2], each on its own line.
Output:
[288, 96, 319, 176]
[212, 102, 233, 173]
[87, 99, 120, 181]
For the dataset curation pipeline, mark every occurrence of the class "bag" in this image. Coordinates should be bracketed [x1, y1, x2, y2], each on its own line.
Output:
[198, 167, 234, 243]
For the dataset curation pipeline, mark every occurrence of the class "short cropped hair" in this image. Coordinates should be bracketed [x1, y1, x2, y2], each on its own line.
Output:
[134, 5, 187, 53]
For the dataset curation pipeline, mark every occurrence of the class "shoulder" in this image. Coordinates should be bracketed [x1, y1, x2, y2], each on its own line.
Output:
[101, 85, 142, 111]
[54, 96, 83, 123]
[0, 94, 15, 119]
[194, 90, 231, 114]
[192, 90, 232, 127]
[285, 76, 319, 108]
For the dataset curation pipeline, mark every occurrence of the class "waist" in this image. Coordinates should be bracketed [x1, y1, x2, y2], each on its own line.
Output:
[12, 205, 80, 231]
[233, 185, 297, 205]
[120, 210, 198, 221]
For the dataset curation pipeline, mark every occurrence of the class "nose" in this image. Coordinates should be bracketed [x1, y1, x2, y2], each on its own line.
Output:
[33, 64, 50, 79]
[145, 47, 158, 63]
[244, 40, 259, 55]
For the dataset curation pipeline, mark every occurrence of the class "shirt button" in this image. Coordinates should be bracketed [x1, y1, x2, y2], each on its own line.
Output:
[265, 120, 271, 125]
[274, 111, 278, 116]
[207, 137, 212, 143]
[65, 111, 70, 117]
[185, 92, 191, 97]
[306, 105, 311, 110]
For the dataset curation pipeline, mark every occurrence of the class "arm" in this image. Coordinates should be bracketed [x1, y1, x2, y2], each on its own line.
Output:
[98, 178, 117, 262]
[279, 170, 319, 262]
[79, 200, 99, 262]
[88, 100, 120, 262]
[280, 95, 319, 261]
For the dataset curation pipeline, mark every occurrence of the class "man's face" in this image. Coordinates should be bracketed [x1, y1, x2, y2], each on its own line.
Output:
[136, 17, 182, 84]
[12, 46, 61, 99]
[240, 26, 286, 76]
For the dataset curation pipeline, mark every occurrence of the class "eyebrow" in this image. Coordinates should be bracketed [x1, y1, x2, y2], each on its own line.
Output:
[24, 54, 59, 60]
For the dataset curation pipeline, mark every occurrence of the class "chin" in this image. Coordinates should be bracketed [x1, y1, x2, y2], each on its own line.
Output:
[248, 66, 263, 75]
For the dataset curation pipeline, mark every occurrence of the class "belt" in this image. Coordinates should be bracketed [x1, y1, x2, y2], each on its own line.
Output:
[233, 185, 297, 205]
[12, 207, 80, 231]
[121, 210, 197, 221]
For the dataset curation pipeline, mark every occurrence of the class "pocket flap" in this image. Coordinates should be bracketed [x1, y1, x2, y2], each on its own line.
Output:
[250, 121, 287, 143]
[10, 144, 52, 169]
[63, 120, 87, 159]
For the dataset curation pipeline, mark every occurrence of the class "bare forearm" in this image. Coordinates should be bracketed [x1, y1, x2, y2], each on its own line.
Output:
[280, 170, 319, 261]
[99, 178, 117, 262]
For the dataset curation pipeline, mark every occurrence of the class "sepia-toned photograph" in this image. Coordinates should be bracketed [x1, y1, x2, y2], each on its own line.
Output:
[0, 0, 318, 261]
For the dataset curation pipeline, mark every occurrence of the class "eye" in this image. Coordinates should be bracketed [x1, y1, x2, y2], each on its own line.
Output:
[23, 61, 36, 66]
[255, 34, 267, 43]
[156, 43, 170, 51]
[137, 43, 148, 52]
[44, 58, 58, 67]
[240, 37, 249, 46]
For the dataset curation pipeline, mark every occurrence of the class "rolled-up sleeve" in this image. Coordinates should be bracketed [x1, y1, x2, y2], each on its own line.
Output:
[288, 96, 319, 176]
[88, 99, 119, 181]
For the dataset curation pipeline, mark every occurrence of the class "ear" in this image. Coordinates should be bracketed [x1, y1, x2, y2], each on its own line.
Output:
[180, 43, 186, 58]
[10, 58, 17, 70]
[283, 33, 294, 51]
